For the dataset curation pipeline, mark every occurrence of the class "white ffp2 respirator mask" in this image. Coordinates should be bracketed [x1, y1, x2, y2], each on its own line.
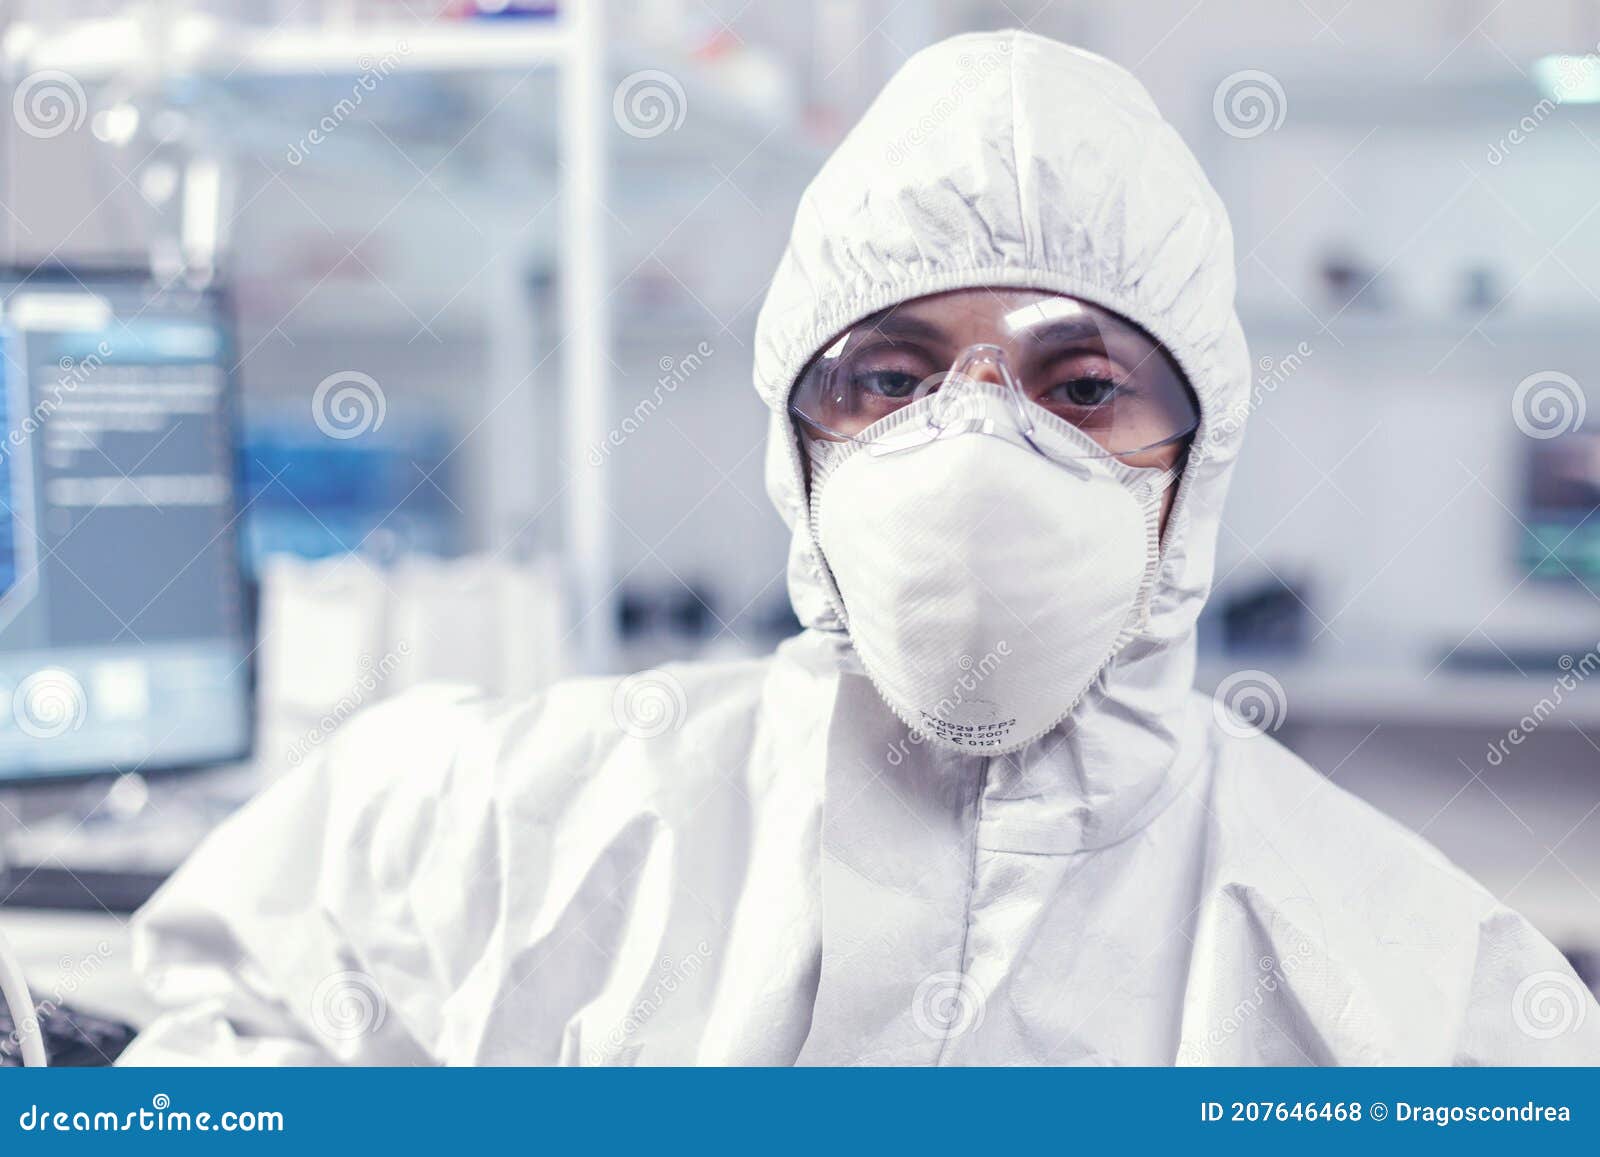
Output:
[806, 385, 1175, 756]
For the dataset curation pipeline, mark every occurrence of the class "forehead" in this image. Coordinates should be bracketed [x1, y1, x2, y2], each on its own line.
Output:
[857, 288, 1158, 347]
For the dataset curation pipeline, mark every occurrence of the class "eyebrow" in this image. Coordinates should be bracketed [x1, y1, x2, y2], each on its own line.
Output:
[855, 311, 950, 344]
[1012, 317, 1107, 347]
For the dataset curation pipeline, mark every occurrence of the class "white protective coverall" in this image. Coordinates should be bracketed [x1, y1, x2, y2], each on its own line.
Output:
[121, 31, 1600, 1066]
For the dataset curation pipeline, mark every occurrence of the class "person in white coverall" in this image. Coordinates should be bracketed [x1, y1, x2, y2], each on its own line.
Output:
[121, 31, 1600, 1066]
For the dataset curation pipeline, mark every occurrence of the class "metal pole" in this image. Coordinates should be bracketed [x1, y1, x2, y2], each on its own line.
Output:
[560, 0, 614, 673]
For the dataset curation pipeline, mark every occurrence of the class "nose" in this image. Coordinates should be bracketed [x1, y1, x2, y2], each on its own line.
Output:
[942, 344, 1014, 394]
[919, 345, 1022, 433]
[959, 364, 1005, 389]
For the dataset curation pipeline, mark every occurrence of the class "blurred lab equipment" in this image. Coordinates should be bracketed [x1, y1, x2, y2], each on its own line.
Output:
[1459, 263, 1503, 313]
[1216, 573, 1314, 656]
[618, 579, 716, 641]
[0, 550, 570, 913]
[255, 550, 568, 775]
[1522, 430, 1600, 581]
[0, 266, 255, 916]
[0, 991, 136, 1067]
[0, 921, 45, 1065]
[1316, 243, 1389, 313]
[0, 267, 252, 785]
[238, 416, 463, 575]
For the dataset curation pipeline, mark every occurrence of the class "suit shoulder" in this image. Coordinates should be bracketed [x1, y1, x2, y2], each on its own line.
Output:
[1197, 702, 1500, 923]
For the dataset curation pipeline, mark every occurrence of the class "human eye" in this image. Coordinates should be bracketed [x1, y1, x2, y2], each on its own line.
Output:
[1052, 374, 1121, 410]
[842, 343, 937, 404]
[1035, 350, 1129, 417]
[851, 369, 923, 399]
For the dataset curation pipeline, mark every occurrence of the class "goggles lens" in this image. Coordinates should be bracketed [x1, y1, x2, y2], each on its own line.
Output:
[790, 292, 1198, 460]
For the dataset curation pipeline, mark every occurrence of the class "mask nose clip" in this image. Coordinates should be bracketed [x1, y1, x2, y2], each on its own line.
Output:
[942, 346, 1094, 478]
[867, 344, 1094, 477]
[927, 344, 1017, 432]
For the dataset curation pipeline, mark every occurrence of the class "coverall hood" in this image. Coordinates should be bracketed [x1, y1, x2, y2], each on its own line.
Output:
[754, 29, 1251, 657]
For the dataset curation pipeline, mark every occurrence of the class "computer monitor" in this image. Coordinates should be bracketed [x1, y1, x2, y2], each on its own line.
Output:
[0, 267, 252, 783]
[1522, 432, 1600, 581]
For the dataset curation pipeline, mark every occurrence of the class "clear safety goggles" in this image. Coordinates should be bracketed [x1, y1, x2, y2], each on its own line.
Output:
[790, 296, 1199, 462]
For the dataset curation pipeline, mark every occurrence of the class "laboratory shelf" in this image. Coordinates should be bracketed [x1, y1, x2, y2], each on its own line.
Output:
[1197, 659, 1600, 729]
[3, 17, 570, 79]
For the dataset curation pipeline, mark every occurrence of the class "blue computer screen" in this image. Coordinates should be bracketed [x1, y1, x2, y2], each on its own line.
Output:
[0, 270, 251, 781]
[1522, 432, 1600, 581]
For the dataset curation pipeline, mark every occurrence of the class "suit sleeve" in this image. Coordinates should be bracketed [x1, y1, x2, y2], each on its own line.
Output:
[1452, 907, 1600, 1065]
[117, 686, 488, 1066]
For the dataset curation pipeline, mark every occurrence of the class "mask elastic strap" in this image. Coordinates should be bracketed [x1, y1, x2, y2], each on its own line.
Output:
[1148, 465, 1181, 497]
[1121, 464, 1181, 634]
